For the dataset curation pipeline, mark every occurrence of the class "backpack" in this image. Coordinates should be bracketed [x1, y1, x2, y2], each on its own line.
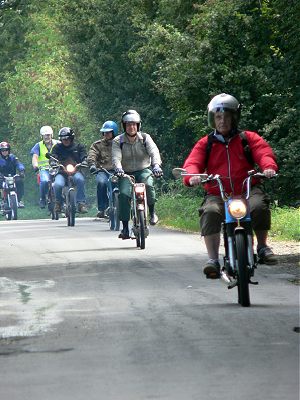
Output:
[205, 131, 254, 166]
[119, 132, 147, 150]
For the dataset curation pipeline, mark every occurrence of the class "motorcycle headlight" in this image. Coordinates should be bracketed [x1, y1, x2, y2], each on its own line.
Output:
[66, 164, 75, 173]
[228, 199, 247, 219]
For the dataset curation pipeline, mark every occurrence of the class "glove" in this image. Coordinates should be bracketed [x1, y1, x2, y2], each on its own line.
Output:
[19, 170, 25, 178]
[152, 164, 163, 177]
[33, 166, 39, 173]
[89, 165, 97, 175]
[81, 160, 88, 167]
[115, 168, 124, 177]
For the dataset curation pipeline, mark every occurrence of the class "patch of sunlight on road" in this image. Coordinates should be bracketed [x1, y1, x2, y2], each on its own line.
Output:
[0, 277, 62, 339]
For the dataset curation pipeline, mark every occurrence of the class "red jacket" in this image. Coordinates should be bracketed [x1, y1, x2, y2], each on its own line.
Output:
[183, 131, 278, 196]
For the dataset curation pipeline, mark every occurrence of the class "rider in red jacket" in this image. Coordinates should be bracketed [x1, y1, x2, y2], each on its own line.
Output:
[183, 93, 278, 279]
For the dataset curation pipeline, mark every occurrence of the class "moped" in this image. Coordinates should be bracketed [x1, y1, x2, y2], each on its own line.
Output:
[0, 174, 19, 220]
[91, 167, 120, 231]
[122, 173, 149, 250]
[46, 154, 87, 226]
[173, 168, 277, 307]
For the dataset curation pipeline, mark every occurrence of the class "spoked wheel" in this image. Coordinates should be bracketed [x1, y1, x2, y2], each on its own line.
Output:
[48, 188, 59, 220]
[235, 231, 250, 307]
[137, 209, 146, 250]
[112, 191, 120, 231]
[67, 190, 76, 227]
[9, 194, 18, 220]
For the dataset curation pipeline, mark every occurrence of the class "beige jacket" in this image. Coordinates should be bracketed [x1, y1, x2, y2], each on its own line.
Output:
[112, 132, 162, 173]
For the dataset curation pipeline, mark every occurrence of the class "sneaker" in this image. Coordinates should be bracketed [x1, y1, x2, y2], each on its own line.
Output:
[257, 246, 278, 265]
[39, 198, 46, 209]
[203, 259, 220, 279]
[118, 228, 130, 240]
[97, 210, 105, 218]
[78, 203, 88, 213]
[55, 201, 62, 213]
[149, 212, 159, 226]
[18, 200, 25, 208]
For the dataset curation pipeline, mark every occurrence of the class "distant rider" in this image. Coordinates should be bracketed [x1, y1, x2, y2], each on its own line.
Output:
[50, 127, 88, 214]
[87, 120, 118, 218]
[112, 109, 163, 239]
[30, 125, 58, 208]
[0, 141, 25, 208]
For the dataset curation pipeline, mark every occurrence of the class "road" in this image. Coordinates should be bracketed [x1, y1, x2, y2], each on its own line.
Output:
[0, 218, 299, 400]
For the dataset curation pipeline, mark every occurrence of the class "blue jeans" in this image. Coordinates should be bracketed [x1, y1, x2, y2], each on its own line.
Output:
[39, 169, 50, 200]
[53, 172, 86, 204]
[95, 170, 114, 211]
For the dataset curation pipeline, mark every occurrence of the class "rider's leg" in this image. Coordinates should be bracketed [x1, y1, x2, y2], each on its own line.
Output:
[73, 172, 88, 213]
[250, 186, 277, 264]
[200, 195, 224, 278]
[39, 170, 50, 207]
[118, 177, 131, 239]
[53, 173, 65, 210]
[95, 171, 109, 215]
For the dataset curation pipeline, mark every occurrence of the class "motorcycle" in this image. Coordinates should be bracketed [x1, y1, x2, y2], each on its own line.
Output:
[172, 168, 277, 307]
[46, 154, 88, 226]
[0, 174, 19, 220]
[121, 173, 149, 250]
[92, 167, 120, 231]
[36, 167, 59, 220]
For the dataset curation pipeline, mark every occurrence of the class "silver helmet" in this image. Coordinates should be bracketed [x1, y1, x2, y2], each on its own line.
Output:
[207, 93, 241, 129]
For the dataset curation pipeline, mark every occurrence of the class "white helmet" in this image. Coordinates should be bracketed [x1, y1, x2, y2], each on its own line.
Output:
[207, 93, 241, 129]
[40, 125, 53, 137]
[121, 109, 141, 131]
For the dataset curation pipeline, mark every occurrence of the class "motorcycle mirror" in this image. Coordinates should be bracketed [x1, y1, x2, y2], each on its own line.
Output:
[45, 152, 51, 159]
[172, 167, 187, 179]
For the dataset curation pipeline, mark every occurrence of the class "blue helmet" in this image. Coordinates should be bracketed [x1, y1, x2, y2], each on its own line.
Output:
[100, 120, 118, 137]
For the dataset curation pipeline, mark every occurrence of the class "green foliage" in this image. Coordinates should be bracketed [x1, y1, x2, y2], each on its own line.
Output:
[156, 193, 300, 241]
[0, 0, 299, 206]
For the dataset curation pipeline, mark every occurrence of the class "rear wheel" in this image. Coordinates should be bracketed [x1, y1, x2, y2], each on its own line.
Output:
[112, 191, 120, 231]
[235, 231, 250, 307]
[67, 190, 76, 227]
[9, 194, 18, 220]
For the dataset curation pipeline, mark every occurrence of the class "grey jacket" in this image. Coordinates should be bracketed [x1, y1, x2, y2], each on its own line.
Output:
[112, 132, 162, 173]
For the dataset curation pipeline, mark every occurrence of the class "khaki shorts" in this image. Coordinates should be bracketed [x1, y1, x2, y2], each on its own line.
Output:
[199, 186, 271, 236]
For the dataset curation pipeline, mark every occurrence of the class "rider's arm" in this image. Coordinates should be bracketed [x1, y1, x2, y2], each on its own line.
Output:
[183, 137, 208, 186]
[245, 131, 278, 173]
[144, 134, 162, 167]
[30, 143, 40, 169]
[78, 143, 88, 163]
[87, 142, 98, 167]
[112, 136, 123, 170]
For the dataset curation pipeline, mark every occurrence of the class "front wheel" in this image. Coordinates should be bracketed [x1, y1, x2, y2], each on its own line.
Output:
[137, 209, 146, 249]
[67, 189, 76, 227]
[8, 193, 18, 220]
[235, 231, 250, 307]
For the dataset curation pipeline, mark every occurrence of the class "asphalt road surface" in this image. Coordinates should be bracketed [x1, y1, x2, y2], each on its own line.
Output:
[0, 218, 299, 400]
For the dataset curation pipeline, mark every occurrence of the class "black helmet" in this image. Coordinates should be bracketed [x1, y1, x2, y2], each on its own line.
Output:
[58, 127, 75, 141]
[121, 109, 141, 131]
[207, 93, 241, 129]
[0, 141, 11, 153]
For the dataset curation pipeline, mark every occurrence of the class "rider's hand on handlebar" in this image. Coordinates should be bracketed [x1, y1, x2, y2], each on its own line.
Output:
[152, 164, 163, 177]
[19, 170, 25, 178]
[89, 165, 97, 175]
[33, 166, 39, 173]
[115, 168, 125, 177]
[81, 160, 88, 168]
[263, 169, 277, 178]
[189, 176, 202, 186]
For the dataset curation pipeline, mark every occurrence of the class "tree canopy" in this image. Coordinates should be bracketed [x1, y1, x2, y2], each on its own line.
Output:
[0, 0, 299, 203]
